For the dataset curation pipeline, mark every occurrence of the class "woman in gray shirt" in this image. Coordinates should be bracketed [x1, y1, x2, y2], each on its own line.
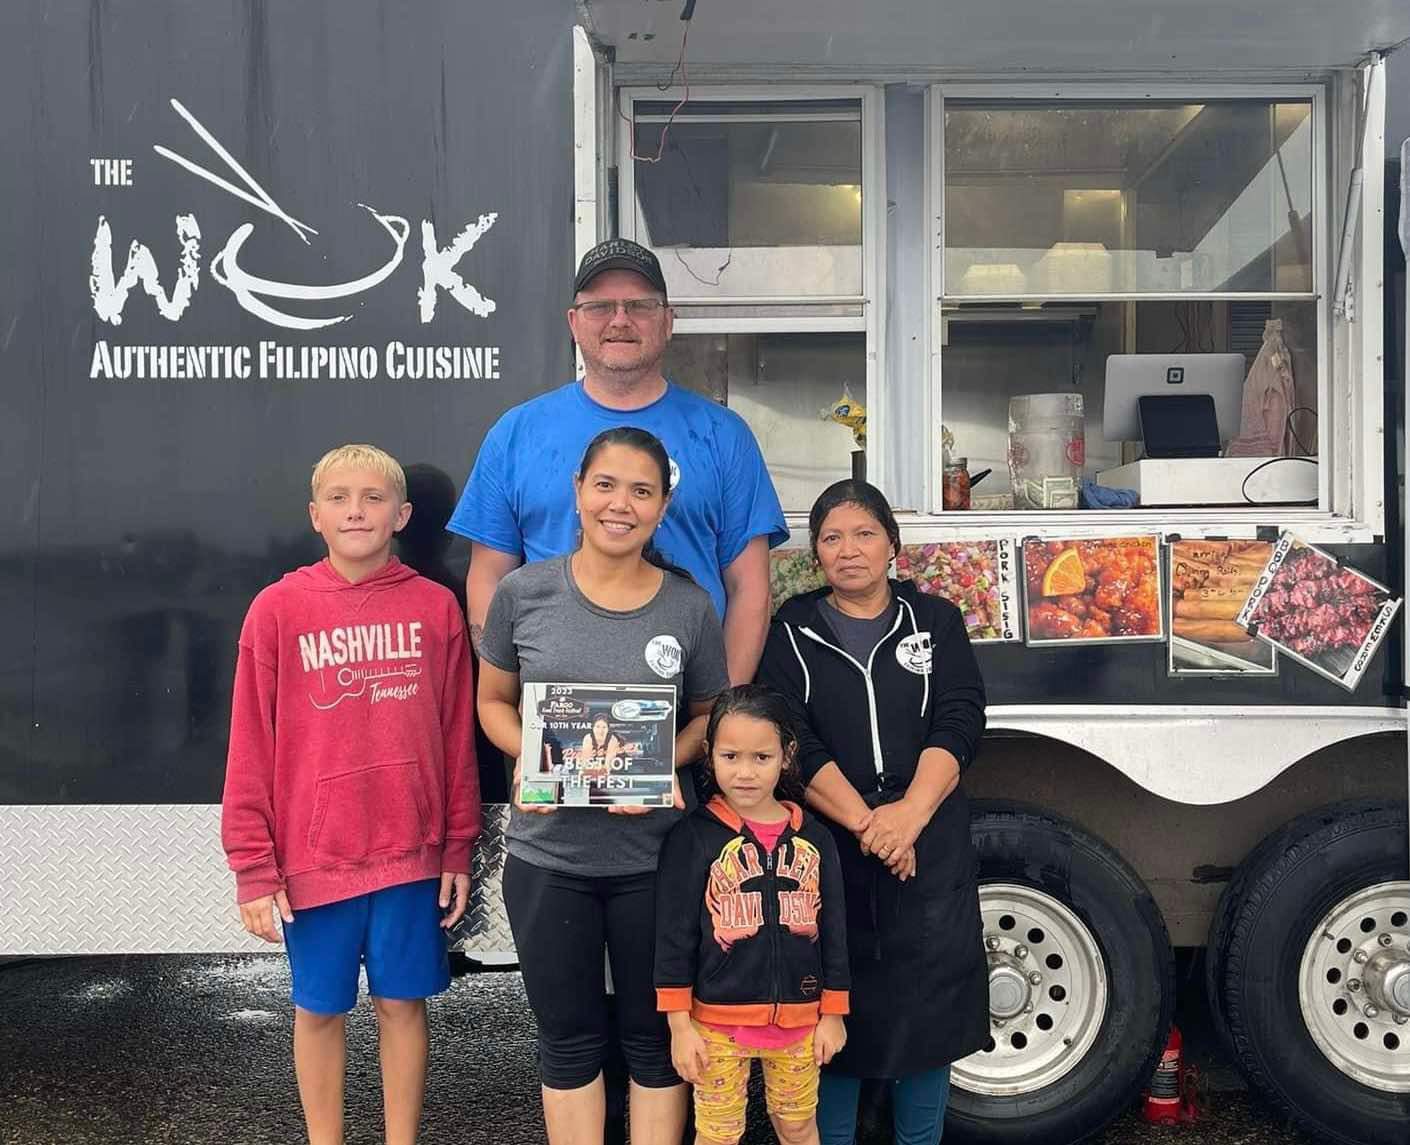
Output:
[477, 427, 728, 1145]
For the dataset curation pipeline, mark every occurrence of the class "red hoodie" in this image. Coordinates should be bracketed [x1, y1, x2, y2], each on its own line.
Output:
[221, 557, 480, 909]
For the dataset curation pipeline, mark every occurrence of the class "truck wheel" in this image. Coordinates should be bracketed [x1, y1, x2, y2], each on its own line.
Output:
[946, 802, 1174, 1145]
[1206, 800, 1410, 1144]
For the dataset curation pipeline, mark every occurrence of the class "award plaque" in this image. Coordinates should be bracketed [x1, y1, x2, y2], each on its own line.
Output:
[519, 683, 678, 808]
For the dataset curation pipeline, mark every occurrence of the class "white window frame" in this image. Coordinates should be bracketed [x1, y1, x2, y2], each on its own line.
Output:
[924, 80, 1389, 539]
[1346, 58, 1387, 535]
[601, 75, 1384, 542]
[616, 84, 890, 510]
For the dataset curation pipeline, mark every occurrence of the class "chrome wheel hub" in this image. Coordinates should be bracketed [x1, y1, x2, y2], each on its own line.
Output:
[988, 961, 1030, 1020]
[1298, 881, 1410, 1093]
[1362, 948, 1410, 1017]
[952, 883, 1109, 1097]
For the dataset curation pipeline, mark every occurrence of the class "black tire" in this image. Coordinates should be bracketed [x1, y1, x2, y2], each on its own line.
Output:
[1203, 849, 1242, 1055]
[946, 802, 1175, 1145]
[1205, 800, 1410, 1144]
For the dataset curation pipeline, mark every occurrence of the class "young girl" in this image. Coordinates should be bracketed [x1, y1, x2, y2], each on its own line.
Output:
[654, 685, 849, 1145]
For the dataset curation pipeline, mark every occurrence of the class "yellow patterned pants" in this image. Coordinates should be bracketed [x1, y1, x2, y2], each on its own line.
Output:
[692, 1021, 819, 1144]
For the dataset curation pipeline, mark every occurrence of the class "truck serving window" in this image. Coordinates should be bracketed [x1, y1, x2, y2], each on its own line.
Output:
[944, 100, 1314, 297]
[662, 332, 867, 512]
[619, 84, 1357, 526]
[628, 98, 864, 300]
[936, 93, 1326, 516]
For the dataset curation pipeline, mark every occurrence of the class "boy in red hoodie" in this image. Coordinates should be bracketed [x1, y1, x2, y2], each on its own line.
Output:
[221, 443, 480, 1145]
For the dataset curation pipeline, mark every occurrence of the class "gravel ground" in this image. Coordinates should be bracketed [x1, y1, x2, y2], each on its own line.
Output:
[0, 954, 1317, 1144]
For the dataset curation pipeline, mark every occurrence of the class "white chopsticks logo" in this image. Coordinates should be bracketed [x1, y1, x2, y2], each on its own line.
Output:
[154, 99, 318, 245]
[91, 98, 496, 330]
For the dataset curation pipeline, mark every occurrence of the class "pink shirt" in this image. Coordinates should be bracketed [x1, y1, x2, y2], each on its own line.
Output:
[703, 814, 812, 1049]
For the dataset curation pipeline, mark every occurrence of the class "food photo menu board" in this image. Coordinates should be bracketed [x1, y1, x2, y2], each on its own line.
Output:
[769, 548, 827, 612]
[1021, 537, 1164, 646]
[770, 541, 1021, 644]
[771, 529, 1398, 692]
[1237, 533, 1401, 691]
[895, 540, 1020, 643]
[1168, 540, 1277, 676]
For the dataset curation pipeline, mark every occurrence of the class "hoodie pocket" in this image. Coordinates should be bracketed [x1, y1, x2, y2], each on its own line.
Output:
[306, 760, 431, 864]
[701, 946, 735, 987]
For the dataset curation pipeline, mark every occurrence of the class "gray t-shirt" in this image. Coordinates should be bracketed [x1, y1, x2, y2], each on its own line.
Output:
[480, 555, 729, 876]
[821, 596, 898, 665]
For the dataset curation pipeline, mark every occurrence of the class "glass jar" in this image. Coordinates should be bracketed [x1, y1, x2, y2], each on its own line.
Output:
[1007, 393, 1085, 510]
[942, 458, 971, 511]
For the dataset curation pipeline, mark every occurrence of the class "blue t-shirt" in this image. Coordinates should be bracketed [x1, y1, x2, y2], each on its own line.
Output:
[448, 381, 789, 617]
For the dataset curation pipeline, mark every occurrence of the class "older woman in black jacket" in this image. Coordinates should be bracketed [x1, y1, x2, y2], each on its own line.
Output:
[756, 479, 988, 1145]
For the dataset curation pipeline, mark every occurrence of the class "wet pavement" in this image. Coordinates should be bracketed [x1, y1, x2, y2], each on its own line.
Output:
[0, 954, 1316, 1144]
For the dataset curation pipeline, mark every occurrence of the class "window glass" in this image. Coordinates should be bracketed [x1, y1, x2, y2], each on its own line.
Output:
[633, 101, 863, 299]
[664, 333, 867, 511]
[945, 101, 1314, 296]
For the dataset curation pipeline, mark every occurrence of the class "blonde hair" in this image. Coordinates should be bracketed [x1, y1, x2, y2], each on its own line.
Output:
[310, 444, 407, 501]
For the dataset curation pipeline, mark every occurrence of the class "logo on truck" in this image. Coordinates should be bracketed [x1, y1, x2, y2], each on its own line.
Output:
[87, 99, 502, 382]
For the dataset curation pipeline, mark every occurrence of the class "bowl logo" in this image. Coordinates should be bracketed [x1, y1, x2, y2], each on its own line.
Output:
[896, 632, 932, 675]
[645, 634, 684, 679]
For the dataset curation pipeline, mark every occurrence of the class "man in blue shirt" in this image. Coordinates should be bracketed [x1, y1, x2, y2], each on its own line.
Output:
[450, 238, 788, 685]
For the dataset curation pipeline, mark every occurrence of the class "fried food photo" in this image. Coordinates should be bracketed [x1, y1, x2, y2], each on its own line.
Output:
[1023, 538, 1162, 641]
[1169, 540, 1271, 651]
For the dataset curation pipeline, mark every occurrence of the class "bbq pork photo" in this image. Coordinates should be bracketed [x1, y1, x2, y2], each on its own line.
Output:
[1239, 537, 1402, 689]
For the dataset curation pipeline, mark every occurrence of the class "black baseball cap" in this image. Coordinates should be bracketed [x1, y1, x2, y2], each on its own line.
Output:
[574, 238, 668, 300]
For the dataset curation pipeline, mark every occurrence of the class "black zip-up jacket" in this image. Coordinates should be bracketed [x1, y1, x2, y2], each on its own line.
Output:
[760, 579, 986, 791]
[655, 797, 850, 1028]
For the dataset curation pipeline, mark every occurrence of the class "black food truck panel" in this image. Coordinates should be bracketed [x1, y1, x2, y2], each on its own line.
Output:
[0, 0, 577, 804]
[2, 3, 1400, 808]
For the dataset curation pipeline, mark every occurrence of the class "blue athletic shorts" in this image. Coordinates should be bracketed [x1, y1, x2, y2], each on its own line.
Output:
[283, 878, 451, 1014]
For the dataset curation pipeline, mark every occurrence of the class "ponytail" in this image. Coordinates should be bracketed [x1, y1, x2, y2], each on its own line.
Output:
[643, 542, 697, 585]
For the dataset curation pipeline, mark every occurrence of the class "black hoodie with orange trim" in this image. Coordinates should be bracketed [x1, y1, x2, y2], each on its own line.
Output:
[654, 796, 849, 1028]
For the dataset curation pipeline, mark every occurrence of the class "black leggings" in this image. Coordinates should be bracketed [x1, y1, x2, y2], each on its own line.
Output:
[503, 853, 680, 1090]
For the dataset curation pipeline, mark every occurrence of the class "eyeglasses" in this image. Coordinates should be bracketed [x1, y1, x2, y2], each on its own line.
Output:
[571, 298, 667, 320]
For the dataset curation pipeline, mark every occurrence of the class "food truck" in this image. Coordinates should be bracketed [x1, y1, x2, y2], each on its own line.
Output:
[2, 1, 1407, 1142]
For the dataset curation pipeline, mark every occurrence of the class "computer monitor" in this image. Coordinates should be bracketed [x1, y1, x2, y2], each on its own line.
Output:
[1102, 353, 1246, 443]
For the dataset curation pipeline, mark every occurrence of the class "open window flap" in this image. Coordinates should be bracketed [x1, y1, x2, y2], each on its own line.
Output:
[581, 0, 1409, 75]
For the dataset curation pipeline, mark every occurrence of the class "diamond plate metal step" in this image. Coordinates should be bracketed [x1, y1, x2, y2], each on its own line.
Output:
[0, 803, 516, 958]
